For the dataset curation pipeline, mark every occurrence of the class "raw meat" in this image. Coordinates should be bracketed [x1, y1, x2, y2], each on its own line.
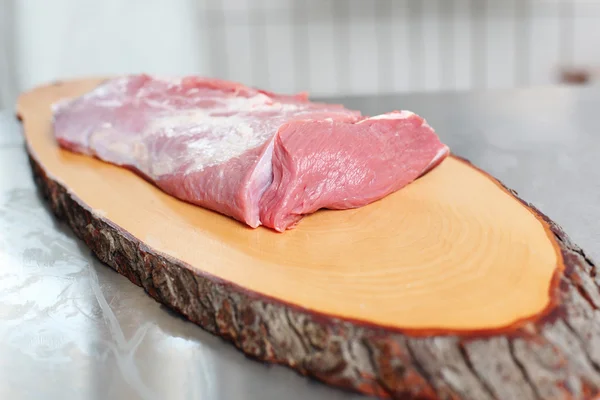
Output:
[52, 74, 449, 232]
[259, 114, 449, 231]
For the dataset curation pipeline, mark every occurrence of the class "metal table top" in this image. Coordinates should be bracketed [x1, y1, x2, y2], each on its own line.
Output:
[1, 85, 599, 400]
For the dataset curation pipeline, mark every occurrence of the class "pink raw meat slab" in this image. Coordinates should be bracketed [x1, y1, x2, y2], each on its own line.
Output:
[52, 74, 449, 232]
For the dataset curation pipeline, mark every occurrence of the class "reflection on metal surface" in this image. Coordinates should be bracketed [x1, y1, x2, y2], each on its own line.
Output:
[0, 113, 20, 146]
[0, 112, 366, 400]
[87, 265, 157, 400]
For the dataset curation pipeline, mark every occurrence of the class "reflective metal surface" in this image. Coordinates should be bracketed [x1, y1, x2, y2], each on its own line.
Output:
[1, 85, 599, 399]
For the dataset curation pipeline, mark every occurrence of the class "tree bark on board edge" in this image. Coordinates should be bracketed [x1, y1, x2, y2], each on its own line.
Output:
[26, 150, 600, 400]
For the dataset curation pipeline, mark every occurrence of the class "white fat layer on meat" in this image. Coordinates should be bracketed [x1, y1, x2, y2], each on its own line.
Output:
[423, 145, 450, 173]
[80, 92, 308, 178]
[89, 76, 131, 98]
[51, 98, 73, 114]
[52, 76, 133, 111]
[357, 110, 416, 123]
[358, 110, 436, 139]
[244, 140, 275, 228]
[141, 96, 306, 177]
[356, 109, 435, 138]
[59, 76, 359, 180]
[142, 91, 275, 113]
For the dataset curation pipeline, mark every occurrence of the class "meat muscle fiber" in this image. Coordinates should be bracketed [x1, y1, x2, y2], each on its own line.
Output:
[52, 74, 449, 232]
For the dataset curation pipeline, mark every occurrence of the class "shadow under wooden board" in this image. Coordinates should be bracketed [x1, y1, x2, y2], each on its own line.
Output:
[17, 78, 600, 400]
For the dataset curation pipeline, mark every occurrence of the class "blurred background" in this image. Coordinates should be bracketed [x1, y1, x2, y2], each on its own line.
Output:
[1, 0, 600, 109]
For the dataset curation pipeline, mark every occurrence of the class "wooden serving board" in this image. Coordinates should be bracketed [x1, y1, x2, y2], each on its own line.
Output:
[17, 79, 600, 400]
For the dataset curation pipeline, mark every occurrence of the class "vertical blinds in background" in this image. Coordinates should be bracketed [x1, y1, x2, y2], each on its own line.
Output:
[1, 0, 599, 108]
[198, 0, 595, 96]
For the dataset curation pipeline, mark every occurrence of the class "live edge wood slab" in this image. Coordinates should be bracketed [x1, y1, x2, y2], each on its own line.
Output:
[16, 79, 600, 400]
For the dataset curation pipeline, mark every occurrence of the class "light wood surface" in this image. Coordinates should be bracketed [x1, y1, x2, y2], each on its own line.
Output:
[18, 78, 562, 332]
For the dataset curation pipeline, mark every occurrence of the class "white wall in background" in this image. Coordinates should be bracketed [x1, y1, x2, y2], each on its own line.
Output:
[9, 0, 202, 94]
[2, 0, 600, 107]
